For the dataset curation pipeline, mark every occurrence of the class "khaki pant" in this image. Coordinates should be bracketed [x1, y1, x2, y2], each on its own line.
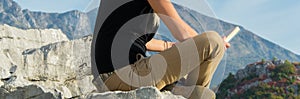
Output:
[103, 31, 225, 98]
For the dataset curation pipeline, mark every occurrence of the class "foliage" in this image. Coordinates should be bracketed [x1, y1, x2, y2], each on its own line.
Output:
[273, 57, 278, 62]
[217, 59, 299, 98]
[262, 58, 266, 63]
[232, 83, 297, 99]
[217, 72, 237, 98]
[270, 60, 296, 81]
[241, 73, 258, 82]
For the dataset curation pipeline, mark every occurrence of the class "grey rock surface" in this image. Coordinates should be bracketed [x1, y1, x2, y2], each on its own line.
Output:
[0, 24, 96, 98]
[85, 87, 185, 99]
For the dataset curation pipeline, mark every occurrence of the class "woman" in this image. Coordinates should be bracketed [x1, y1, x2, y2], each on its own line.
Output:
[91, 0, 230, 98]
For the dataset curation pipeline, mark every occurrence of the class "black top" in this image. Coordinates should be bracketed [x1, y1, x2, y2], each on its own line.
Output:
[94, 0, 159, 74]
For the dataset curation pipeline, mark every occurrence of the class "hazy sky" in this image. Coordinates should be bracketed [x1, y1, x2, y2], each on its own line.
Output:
[207, 0, 300, 55]
[14, 0, 97, 12]
[14, 0, 300, 54]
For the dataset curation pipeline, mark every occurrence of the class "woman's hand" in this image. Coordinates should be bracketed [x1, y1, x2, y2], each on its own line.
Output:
[146, 39, 176, 52]
[167, 41, 176, 49]
[223, 36, 231, 49]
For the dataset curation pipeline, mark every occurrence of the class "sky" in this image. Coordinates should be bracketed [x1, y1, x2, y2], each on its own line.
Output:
[207, 0, 300, 55]
[13, 0, 300, 54]
[14, 0, 98, 12]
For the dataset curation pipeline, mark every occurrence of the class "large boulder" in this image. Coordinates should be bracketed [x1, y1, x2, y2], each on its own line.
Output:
[86, 87, 185, 99]
[0, 24, 95, 98]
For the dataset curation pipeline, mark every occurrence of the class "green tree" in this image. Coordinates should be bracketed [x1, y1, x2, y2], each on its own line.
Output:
[278, 60, 296, 74]
[262, 58, 266, 64]
[217, 72, 237, 98]
[270, 60, 295, 81]
[273, 57, 278, 62]
[270, 95, 284, 99]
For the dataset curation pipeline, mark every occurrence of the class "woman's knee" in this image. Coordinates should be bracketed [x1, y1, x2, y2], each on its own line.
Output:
[193, 31, 225, 59]
[195, 31, 224, 47]
[204, 31, 223, 44]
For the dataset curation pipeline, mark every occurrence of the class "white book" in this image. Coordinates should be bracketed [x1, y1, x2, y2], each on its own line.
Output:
[225, 26, 240, 42]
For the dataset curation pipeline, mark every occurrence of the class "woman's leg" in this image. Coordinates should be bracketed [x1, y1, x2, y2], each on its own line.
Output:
[184, 32, 225, 87]
[104, 31, 225, 91]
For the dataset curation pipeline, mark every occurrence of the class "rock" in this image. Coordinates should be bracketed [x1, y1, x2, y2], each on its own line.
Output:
[234, 60, 287, 80]
[0, 81, 3, 87]
[273, 60, 285, 66]
[16, 35, 96, 98]
[0, 24, 68, 49]
[0, 85, 58, 99]
[0, 24, 69, 97]
[0, 66, 10, 80]
[61, 86, 72, 98]
[0, 24, 96, 98]
[85, 87, 186, 99]
[0, 24, 67, 81]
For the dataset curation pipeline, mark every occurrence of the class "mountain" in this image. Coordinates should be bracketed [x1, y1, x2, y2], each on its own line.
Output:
[0, 0, 93, 39]
[216, 59, 300, 98]
[86, 8, 98, 32]
[1, 0, 300, 87]
[172, 3, 300, 65]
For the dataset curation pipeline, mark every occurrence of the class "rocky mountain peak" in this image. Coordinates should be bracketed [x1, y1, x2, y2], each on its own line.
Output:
[0, 0, 93, 39]
[0, 0, 21, 13]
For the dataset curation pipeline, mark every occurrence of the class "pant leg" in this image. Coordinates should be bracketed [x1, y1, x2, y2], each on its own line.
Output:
[185, 32, 225, 87]
[104, 31, 225, 91]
